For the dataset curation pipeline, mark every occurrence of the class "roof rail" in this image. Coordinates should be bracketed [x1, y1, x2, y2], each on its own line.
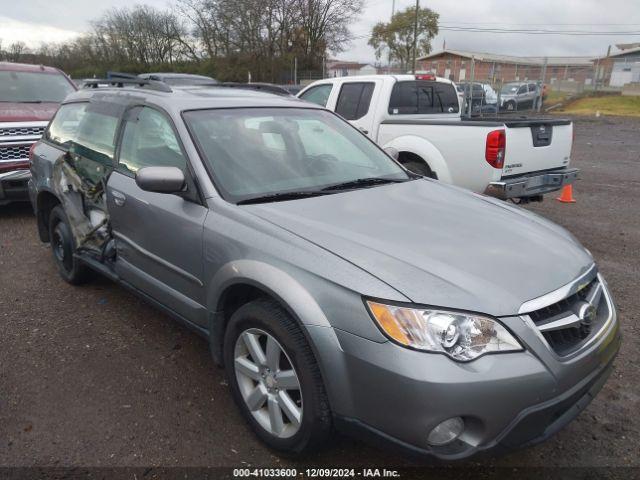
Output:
[82, 78, 173, 93]
[218, 82, 292, 96]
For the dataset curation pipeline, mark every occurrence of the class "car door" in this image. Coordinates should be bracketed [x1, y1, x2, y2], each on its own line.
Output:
[528, 83, 540, 108]
[333, 81, 377, 137]
[516, 84, 528, 109]
[106, 105, 209, 327]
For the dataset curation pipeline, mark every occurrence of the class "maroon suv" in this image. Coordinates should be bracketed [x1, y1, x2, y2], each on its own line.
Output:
[0, 62, 76, 206]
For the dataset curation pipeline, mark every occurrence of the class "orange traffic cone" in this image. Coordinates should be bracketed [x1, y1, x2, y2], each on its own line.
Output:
[556, 184, 576, 203]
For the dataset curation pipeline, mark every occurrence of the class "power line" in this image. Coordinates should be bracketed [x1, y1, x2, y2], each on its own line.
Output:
[438, 21, 640, 26]
[350, 27, 640, 39]
[438, 26, 640, 35]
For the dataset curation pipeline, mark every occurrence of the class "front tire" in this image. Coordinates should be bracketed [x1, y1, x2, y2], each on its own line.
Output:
[224, 298, 331, 454]
[48, 205, 90, 285]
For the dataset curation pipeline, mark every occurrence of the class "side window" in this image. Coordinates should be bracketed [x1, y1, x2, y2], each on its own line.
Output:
[335, 82, 375, 120]
[45, 103, 87, 146]
[73, 105, 120, 166]
[517, 85, 528, 94]
[118, 107, 186, 175]
[299, 84, 333, 106]
[528, 83, 538, 93]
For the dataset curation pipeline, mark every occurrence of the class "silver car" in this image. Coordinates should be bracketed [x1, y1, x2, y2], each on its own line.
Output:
[28, 80, 620, 459]
[500, 82, 540, 111]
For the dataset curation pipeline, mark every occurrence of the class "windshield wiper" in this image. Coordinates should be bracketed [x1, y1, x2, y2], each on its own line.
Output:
[321, 177, 408, 192]
[237, 191, 329, 205]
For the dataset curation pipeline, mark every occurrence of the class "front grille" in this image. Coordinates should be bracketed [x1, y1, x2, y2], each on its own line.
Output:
[528, 276, 609, 357]
[0, 126, 46, 137]
[0, 144, 31, 162]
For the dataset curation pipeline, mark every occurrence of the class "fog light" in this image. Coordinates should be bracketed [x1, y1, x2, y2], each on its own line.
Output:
[427, 417, 464, 446]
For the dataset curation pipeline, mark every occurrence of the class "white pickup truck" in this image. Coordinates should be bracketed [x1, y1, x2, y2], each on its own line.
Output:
[297, 74, 578, 201]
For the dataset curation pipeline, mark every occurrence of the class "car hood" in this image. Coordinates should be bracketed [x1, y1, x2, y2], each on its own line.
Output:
[0, 102, 58, 122]
[243, 179, 593, 316]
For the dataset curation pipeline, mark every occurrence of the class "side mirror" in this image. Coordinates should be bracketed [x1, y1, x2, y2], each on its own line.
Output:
[135, 166, 185, 194]
[384, 146, 400, 161]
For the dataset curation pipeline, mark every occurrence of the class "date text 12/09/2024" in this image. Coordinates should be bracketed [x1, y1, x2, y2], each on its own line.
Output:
[233, 469, 400, 478]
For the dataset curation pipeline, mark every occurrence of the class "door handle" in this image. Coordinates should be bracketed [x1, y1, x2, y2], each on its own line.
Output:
[358, 127, 369, 135]
[111, 190, 126, 207]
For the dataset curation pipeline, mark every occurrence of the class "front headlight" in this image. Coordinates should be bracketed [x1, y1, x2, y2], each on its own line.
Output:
[366, 301, 522, 361]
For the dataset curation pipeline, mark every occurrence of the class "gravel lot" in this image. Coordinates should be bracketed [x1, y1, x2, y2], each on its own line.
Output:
[1, 116, 638, 470]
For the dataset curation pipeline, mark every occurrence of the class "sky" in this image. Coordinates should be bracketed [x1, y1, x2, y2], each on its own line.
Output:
[1, 0, 639, 61]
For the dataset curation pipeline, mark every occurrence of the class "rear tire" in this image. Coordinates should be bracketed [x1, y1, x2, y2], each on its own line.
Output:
[399, 154, 436, 179]
[224, 298, 331, 454]
[48, 206, 91, 285]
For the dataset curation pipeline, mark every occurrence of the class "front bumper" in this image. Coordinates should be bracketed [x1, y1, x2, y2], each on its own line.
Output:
[307, 288, 620, 460]
[0, 169, 31, 206]
[485, 168, 579, 200]
[335, 354, 616, 460]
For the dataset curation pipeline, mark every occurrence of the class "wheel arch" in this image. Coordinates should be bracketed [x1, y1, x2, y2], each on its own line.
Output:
[382, 135, 452, 183]
[35, 189, 62, 242]
[207, 260, 332, 366]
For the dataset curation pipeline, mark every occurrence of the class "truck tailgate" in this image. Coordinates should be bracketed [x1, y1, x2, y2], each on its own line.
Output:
[501, 119, 573, 177]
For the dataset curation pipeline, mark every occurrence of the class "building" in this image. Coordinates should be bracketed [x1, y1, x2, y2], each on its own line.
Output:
[604, 47, 640, 87]
[327, 61, 377, 78]
[417, 49, 595, 86]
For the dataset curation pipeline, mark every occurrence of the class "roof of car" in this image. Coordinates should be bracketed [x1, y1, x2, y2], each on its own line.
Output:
[0, 61, 65, 74]
[64, 84, 317, 113]
[308, 74, 455, 85]
[139, 73, 215, 80]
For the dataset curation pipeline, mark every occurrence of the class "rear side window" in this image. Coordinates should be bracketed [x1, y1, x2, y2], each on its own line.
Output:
[45, 103, 87, 146]
[72, 106, 120, 166]
[299, 84, 333, 106]
[389, 81, 459, 115]
[335, 82, 375, 120]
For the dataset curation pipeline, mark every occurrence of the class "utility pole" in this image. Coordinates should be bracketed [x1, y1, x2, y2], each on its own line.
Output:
[392, 0, 396, 17]
[411, 0, 419, 74]
[294, 57, 298, 85]
[538, 57, 547, 112]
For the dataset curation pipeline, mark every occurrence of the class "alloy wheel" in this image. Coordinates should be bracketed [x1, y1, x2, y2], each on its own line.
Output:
[234, 328, 303, 438]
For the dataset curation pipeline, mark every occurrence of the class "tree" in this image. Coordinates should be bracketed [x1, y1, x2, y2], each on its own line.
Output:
[178, 0, 362, 77]
[6, 41, 29, 62]
[368, 5, 439, 71]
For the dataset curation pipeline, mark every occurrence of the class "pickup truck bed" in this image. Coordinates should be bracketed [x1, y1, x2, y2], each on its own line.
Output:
[379, 116, 576, 199]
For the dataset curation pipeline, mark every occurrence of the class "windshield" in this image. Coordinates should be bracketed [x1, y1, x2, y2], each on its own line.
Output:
[184, 108, 410, 203]
[0, 71, 75, 103]
[501, 84, 520, 94]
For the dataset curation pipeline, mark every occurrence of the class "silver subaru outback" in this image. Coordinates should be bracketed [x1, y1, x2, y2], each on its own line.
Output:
[28, 80, 620, 460]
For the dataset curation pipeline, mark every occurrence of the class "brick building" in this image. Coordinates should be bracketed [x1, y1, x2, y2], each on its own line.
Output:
[417, 49, 595, 86]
